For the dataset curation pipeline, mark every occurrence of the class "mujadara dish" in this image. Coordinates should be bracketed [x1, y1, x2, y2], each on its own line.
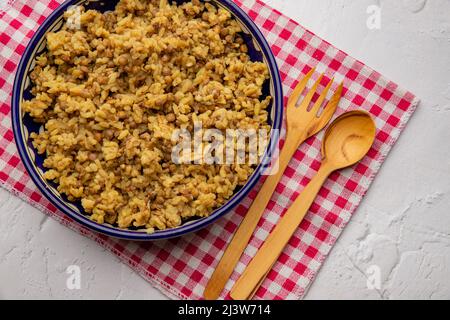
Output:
[21, 0, 274, 233]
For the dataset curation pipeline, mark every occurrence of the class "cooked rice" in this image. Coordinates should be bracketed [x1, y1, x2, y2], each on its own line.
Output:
[23, 0, 271, 232]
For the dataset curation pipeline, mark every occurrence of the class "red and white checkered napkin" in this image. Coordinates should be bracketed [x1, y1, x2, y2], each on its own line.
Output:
[0, 0, 418, 299]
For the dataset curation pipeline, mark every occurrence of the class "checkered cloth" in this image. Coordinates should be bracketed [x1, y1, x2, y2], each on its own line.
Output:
[0, 0, 418, 299]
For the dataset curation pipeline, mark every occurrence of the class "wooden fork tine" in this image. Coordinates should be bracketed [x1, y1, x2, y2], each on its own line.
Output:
[287, 67, 315, 107]
[310, 78, 334, 116]
[298, 73, 324, 111]
[317, 82, 344, 126]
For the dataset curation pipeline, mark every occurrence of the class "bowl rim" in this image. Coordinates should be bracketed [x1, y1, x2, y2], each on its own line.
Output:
[11, 0, 284, 240]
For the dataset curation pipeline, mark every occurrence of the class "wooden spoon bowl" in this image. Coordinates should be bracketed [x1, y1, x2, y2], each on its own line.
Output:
[322, 111, 376, 169]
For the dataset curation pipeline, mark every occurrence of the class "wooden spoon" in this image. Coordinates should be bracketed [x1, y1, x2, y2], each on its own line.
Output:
[229, 110, 377, 300]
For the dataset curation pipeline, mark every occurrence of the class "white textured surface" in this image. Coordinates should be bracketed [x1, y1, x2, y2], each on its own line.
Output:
[1, 0, 450, 299]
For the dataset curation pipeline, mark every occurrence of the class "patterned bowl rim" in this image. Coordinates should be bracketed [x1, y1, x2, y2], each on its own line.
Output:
[11, 0, 284, 240]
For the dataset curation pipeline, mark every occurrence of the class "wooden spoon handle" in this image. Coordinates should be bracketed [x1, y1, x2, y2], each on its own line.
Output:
[230, 163, 333, 300]
[203, 134, 306, 300]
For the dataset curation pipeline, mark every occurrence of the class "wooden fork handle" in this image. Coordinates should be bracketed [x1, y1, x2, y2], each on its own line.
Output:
[229, 163, 334, 300]
[203, 133, 306, 300]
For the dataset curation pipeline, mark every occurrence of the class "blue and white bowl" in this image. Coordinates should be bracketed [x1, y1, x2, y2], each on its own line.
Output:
[12, 0, 283, 240]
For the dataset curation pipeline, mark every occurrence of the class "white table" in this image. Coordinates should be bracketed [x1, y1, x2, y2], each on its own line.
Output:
[1, 0, 449, 299]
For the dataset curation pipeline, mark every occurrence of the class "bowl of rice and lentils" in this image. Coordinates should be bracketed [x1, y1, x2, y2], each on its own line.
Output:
[12, 0, 283, 240]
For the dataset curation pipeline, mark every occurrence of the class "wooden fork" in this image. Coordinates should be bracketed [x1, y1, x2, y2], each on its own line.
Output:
[203, 68, 343, 300]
